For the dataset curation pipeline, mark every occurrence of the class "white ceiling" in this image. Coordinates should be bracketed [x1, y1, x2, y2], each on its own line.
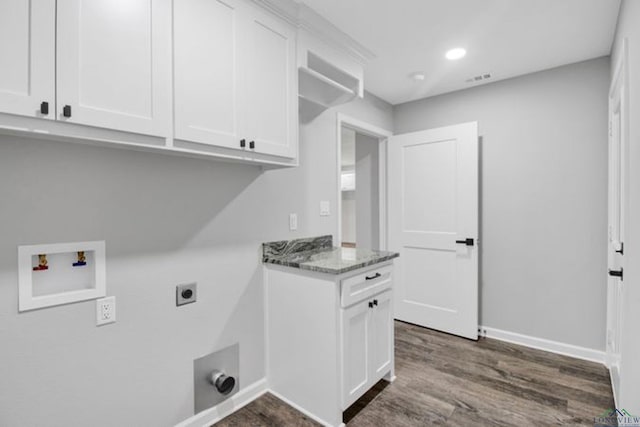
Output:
[298, 0, 621, 105]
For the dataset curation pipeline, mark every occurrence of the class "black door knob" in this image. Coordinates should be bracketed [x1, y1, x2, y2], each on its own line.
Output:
[181, 289, 193, 299]
[63, 105, 72, 118]
[455, 238, 474, 246]
[40, 101, 49, 115]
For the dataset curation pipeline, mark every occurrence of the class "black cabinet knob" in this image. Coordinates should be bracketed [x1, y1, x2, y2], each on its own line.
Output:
[62, 105, 72, 118]
[40, 101, 49, 115]
[181, 289, 193, 299]
[240, 139, 246, 148]
[368, 301, 374, 308]
[609, 268, 623, 280]
[249, 140, 255, 149]
[373, 299, 378, 306]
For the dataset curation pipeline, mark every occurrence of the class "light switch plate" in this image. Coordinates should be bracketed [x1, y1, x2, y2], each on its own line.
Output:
[289, 213, 298, 230]
[320, 201, 330, 216]
[96, 296, 116, 326]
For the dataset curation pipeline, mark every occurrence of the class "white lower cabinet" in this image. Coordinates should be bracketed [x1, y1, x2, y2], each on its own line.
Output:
[342, 289, 393, 408]
[265, 263, 395, 427]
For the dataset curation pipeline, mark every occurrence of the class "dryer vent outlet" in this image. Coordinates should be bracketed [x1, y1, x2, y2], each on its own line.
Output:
[194, 343, 239, 414]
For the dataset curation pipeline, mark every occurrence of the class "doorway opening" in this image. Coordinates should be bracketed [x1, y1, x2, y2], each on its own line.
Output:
[337, 114, 392, 250]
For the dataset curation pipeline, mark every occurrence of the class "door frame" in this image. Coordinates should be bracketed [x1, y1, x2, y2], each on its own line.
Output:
[607, 37, 629, 408]
[336, 113, 392, 249]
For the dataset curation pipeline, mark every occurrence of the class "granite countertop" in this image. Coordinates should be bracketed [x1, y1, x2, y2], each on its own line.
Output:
[262, 235, 399, 275]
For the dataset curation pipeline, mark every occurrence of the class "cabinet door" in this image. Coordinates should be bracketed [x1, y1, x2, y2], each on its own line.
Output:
[370, 290, 393, 379]
[56, 0, 170, 136]
[0, 0, 55, 119]
[174, 0, 242, 150]
[342, 300, 371, 409]
[239, 6, 297, 159]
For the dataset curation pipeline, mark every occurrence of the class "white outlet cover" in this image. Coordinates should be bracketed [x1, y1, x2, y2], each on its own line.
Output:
[320, 201, 330, 216]
[96, 296, 116, 326]
[289, 213, 298, 230]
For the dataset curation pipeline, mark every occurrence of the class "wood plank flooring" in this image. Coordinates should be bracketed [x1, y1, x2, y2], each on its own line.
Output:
[215, 321, 614, 426]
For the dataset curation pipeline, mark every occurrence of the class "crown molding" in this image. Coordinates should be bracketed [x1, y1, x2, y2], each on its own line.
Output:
[247, 0, 376, 64]
[248, 0, 299, 26]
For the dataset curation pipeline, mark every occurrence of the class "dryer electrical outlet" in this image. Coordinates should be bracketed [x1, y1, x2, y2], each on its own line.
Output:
[176, 283, 197, 306]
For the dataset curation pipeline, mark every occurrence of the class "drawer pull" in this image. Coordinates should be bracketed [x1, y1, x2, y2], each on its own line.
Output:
[365, 273, 381, 280]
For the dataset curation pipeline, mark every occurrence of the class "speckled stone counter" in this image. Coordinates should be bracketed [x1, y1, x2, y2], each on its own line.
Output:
[262, 235, 399, 275]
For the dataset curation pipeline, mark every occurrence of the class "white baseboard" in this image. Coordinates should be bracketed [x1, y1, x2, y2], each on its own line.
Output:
[611, 375, 619, 409]
[267, 389, 345, 427]
[481, 326, 606, 365]
[175, 378, 268, 427]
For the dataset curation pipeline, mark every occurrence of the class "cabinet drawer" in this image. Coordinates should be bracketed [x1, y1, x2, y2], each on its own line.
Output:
[341, 265, 392, 308]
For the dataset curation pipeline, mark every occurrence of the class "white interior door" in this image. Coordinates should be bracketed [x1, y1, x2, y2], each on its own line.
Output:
[0, 0, 55, 119]
[388, 122, 479, 340]
[607, 45, 628, 402]
[56, 0, 170, 136]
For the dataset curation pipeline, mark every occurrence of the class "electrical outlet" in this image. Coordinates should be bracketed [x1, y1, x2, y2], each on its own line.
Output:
[289, 213, 298, 231]
[176, 283, 197, 306]
[96, 296, 116, 326]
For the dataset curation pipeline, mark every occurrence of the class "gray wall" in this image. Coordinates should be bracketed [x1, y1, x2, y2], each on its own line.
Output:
[0, 93, 393, 426]
[355, 133, 380, 249]
[342, 191, 356, 243]
[394, 57, 610, 350]
[612, 0, 640, 413]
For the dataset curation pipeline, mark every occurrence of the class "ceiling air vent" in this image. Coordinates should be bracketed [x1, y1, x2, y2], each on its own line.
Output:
[465, 73, 492, 84]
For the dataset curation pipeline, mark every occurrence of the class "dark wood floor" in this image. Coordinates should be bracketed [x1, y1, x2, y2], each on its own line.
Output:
[215, 321, 614, 426]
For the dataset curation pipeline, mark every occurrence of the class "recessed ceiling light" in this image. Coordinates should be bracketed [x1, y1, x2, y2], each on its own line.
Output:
[446, 48, 466, 60]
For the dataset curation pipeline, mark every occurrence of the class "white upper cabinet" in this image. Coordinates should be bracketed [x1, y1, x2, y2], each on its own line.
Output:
[239, 6, 297, 159]
[0, 0, 302, 165]
[56, 0, 170, 136]
[0, 0, 55, 119]
[174, 0, 241, 150]
[174, 0, 297, 159]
